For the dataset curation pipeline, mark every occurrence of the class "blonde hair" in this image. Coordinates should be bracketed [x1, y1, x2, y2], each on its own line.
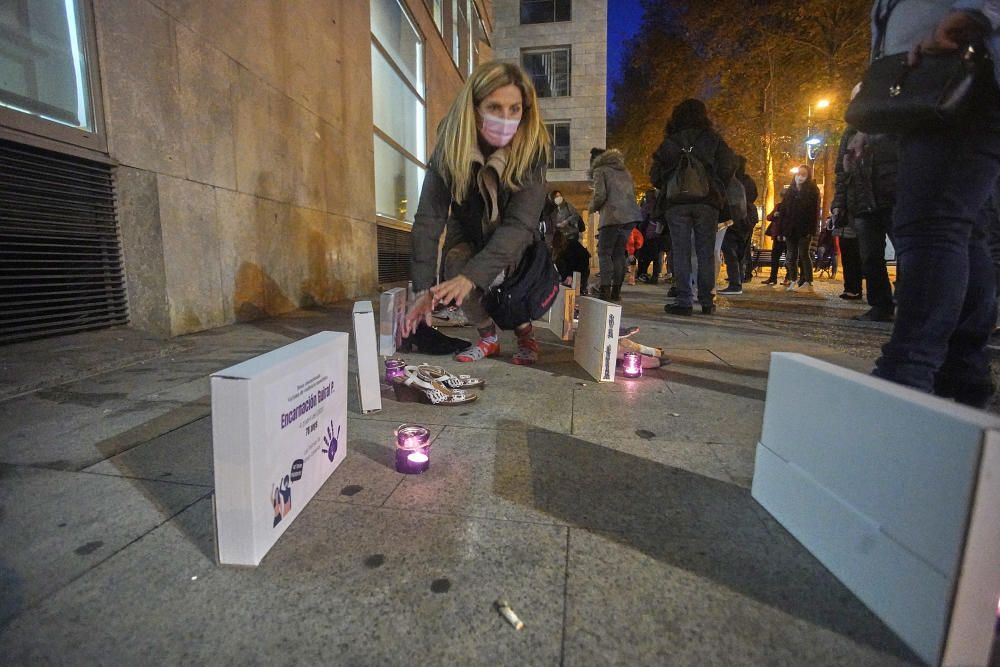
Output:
[432, 61, 550, 203]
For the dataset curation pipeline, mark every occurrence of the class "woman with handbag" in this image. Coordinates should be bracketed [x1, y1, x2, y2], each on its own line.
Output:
[858, 1, 1000, 407]
[403, 62, 550, 366]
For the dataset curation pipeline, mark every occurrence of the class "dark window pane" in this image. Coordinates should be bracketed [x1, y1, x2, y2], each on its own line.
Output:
[520, 0, 571, 24]
[546, 122, 570, 169]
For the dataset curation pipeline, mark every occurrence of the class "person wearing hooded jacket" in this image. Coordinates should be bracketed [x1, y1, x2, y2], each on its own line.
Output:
[650, 99, 737, 315]
[867, 0, 1000, 407]
[589, 148, 644, 302]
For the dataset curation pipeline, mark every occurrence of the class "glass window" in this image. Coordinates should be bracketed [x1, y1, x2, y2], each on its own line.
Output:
[371, 0, 423, 95]
[0, 0, 93, 130]
[425, 0, 443, 33]
[520, 0, 571, 24]
[457, 0, 471, 75]
[522, 47, 571, 98]
[472, 4, 489, 70]
[546, 122, 570, 169]
[374, 135, 425, 222]
[371, 0, 426, 224]
[450, 0, 460, 66]
[371, 45, 426, 161]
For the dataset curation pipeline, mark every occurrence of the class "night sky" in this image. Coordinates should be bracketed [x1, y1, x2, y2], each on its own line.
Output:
[607, 0, 644, 114]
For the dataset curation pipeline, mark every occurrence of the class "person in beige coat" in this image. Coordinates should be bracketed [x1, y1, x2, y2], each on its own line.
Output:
[589, 148, 643, 302]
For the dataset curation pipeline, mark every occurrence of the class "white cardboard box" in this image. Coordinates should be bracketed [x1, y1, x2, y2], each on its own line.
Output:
[379, 288, 406, 357]
[534, 284, 574, 341]
[351, 301, 381, 414]
[211, 332, 348, 566]
[752, 353, 1000, 666]
[573, 296, 621, 382]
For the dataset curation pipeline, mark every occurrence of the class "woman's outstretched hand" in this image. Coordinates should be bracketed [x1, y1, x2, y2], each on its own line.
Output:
[430, 275, 475, 308]
[402, 292, 435, 338]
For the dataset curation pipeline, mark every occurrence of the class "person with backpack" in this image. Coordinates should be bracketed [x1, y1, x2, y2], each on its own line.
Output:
[589, 148, 644, 302]
[778, 165, 821, 292]
[650, 98, 737, 315]
[404, 62, 551, 366]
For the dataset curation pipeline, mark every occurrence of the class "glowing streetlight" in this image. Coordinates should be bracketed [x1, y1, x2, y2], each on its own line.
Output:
[815, 98, 831, 110]
[805, 137, 823, 146]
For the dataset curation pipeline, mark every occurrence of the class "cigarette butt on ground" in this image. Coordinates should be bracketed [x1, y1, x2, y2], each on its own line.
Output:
[495, 599, 525, 630]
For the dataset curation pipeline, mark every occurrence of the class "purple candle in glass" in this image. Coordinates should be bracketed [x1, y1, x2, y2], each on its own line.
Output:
[385, 358, 406, 384]
[622, 351, 642, 378]
[394, 423, 431, 474]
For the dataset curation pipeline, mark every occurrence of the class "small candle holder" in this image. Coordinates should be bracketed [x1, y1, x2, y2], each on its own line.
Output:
[394, 423, 431, 474]
[622, 351, 643, 379]
[385, 358, 406, 384]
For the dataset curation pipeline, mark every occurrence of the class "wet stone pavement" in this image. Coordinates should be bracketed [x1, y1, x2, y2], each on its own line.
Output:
[1, 275, 989, 665]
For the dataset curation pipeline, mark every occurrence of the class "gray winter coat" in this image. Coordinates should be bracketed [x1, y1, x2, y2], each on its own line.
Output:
[411, 158, 547, 292]
[588, 150, 643, 228]
[872, 0, 1000, 86]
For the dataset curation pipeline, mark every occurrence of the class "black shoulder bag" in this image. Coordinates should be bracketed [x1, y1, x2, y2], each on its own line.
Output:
[845, 0, 989, 134]
[483, 234, 562, 330]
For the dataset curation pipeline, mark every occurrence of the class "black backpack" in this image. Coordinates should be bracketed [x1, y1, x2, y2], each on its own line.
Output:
[484, 235, 562, 330]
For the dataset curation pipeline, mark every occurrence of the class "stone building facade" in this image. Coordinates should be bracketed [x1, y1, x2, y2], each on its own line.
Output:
[0, 0, 491, 341]
[490, 0, 607, 207]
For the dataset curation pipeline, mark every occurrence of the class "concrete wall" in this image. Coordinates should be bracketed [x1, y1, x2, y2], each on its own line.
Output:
[490, 0, 607, 188]
[97, 0, 474, 337]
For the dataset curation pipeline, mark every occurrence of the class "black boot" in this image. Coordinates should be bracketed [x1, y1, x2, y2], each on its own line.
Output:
[598, 285, 613, 302]
[610, 283, 622, 302]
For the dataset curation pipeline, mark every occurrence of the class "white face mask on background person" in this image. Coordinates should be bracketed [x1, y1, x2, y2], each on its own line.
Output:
[795, 175, 807, 185]
[478, 113, 520, 148]
[554, 196, 564, 205]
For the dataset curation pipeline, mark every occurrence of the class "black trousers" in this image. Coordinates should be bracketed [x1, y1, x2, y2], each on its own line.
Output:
[767, 239, 786, 282]
[854, 209, 895, 313]
[839, 235, 863, 295]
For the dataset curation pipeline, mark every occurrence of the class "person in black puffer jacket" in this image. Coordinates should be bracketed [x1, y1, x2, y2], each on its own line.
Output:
[778, 165, 821, 292]
[650, 99, 736, 315]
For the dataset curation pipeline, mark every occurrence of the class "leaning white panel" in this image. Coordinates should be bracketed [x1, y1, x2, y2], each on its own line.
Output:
[752, 353, 1000, 666]
[352, 301, 382, 414]
[573, 296, 620, 382]
[212, 332, 349, 566]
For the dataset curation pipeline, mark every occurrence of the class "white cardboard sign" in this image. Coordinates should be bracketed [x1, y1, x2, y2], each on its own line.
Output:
[211, 332, 348, 566]
[351, 301, 382, 414]
[573, 296, 621, 382]
[534, 284, 574, 341]
[752, 353, 1000, 666]
[379, 288, 406, 357]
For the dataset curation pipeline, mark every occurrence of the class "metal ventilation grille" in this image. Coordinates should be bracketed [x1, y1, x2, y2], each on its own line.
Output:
[0, 139, 127, 344]
[377, 224, 412, 284]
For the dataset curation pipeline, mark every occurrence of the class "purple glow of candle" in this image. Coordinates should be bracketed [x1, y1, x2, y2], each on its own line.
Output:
[622, 352, 642, 378]
[395, 423, 431, 474]
[385, 359, 406, 384]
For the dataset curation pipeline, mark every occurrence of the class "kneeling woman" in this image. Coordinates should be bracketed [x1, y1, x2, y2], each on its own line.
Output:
[403, 62, 550, 365]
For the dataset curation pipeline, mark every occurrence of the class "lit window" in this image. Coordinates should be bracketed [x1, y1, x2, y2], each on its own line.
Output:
[546, 122, 570, 169]
[522, 47, 571, 98]
[520, 0, 571, 24]
[0, 0, 94, 131]
[371, 0, 427, 223]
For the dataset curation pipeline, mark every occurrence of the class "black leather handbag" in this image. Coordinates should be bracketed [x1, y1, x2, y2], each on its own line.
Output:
[483, 235, 561, 330]
[845, 46, 986, 134]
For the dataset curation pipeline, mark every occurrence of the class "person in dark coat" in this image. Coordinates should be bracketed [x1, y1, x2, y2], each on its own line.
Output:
[831, 126, 866, 301]
[636, 189, 667, 285]
[779, 165, 821, 292]
[719, 156, 758, 295]
[405, 62, 550, 366]
[650, 98, 737, 315]
[845, 130, 899, 321]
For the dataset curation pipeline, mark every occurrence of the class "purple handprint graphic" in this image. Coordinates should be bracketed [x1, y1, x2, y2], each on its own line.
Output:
[322, 421, 341, 462]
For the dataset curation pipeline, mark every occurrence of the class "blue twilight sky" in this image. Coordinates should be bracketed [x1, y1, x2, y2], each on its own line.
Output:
[607, 0, 645, 114]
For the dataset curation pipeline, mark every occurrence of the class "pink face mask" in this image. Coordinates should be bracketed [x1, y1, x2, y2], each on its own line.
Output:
[479, 113, 520, 148]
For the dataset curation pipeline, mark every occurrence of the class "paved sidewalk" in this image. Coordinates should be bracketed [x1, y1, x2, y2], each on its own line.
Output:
[0, 279, 943, 665]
